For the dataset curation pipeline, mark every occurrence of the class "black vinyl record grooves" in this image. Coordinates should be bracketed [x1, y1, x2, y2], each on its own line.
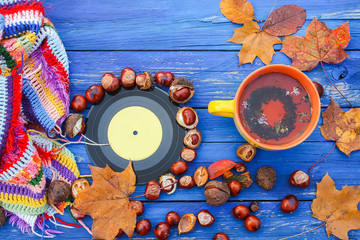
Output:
[85, 86, 186, 185]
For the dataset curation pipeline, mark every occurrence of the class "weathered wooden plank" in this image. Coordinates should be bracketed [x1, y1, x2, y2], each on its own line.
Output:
[46, 0, 360, 51]
[67, 51, 360, 107]
[0, 201, 356, 239]
[68, 141, 360, 201]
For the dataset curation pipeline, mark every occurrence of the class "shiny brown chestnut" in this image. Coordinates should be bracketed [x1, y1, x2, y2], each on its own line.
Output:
[101, 73, 120, 93]
[154, 222, 171, 240]
[120, 67, 136, 88]
[135, 219, 152, 236]
[116, 229, 124, 237]
[166, 211, 180, 227]
[155, 72, 175, 87]
[235, 162, 247, 173]
[145, 180, 161, 200]
[194, 166, 209, 187]
[169, 77, 195, 104]
[181, 148, 197, 162]
[197, 209, 215, 227]
[289, 170, 310, 188]
[232, 204, 249, 220]
[237, 143, 257, 162]
[213, 233, 230, 240]
[184, 129, 202, 149]
[228, 180, 241, 197]
[281, 194, 299, 213]
[178, 175, 195, 189]
[85, 85, 104, 104]
[176, 107, 198, 129]
[130, 200, 145, 216]
[244, 215, 261, 232]
[136, 72, 153, 90]
[170, 160, 188, 175]
[71, 95, 87, 112]
[313, 81, 324, 97]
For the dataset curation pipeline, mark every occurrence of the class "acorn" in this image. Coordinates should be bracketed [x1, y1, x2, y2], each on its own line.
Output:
[169, 77, 195, 104]
[176, 107, 198, 129]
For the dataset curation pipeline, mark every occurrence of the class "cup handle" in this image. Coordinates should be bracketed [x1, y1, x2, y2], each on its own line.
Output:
[208, 99, 235, 118]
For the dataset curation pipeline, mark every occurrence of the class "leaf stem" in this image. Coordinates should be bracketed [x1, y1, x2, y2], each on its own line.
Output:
[278, 222, 326, 240]
[129, 180, 178, 199]
[320, 62, 352, 107]
[309, 142, 336, 172]
[260, 0, 278, 30]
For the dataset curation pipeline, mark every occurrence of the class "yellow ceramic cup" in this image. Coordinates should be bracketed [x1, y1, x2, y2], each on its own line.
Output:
[208, 65, 321, 150]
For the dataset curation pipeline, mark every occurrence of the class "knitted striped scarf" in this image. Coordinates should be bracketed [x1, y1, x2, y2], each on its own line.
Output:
[0, 0, 79, 235]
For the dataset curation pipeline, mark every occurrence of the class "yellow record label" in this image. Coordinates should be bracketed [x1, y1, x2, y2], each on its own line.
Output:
[107, 106, 163, 161]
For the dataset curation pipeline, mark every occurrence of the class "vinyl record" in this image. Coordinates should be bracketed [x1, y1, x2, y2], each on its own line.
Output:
[85, 86, 186, 184]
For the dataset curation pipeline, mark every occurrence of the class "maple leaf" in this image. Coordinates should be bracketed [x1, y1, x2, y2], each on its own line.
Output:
[74, 162, 137, 240]
[281, 18, 351, 71]
[229, 21, 282, 66]
[263, 4, 306, 37]
[318, 98, 360, 155]
[220, 0, 254, 24]
[312, 173, 360, 240]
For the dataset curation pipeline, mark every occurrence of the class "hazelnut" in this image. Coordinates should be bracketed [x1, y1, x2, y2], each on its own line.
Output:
[65, 114, 86, 138]
[222, 171, 234, 180]
[178, 213, 196, 234]
[169, 77, 195, 104]
[194, 166, 209, 187]
[237, 143, 257, 162]
[160, 174, 177, 194]
[120, 67, 136, 88]
[101, 73, 120, 93]
[178, 175, 195, 189]
[180, 148, 197, 162]
[256, 166, 276, 191]
[204, 181, 230, 206]
[184, 129, 202, 149]
[136, 72, 154, 90]
[176, 107, 198, 129]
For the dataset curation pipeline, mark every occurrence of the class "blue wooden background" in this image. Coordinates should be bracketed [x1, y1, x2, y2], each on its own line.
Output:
[4, 0, 360, 239]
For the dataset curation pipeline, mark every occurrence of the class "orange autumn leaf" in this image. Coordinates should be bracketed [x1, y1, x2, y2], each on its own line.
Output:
[312, 173, 360, 240]
[229, 21, 282, 66]
[281, 18, 351, 71]
[74, 162, 137, 240]
[220, 0, 254, 24]
[318, 98, 360, 156]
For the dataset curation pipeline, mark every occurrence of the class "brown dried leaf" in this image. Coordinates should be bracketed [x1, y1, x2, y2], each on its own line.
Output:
[281, 18, 351, 71]
[220, 0, 254, 24]
[263, 4, 306, 36]
[74, 162, 137, 240]
[229, 21, 282, 66]
[318, 98, 360, 155]
[312, 173, 360, 240]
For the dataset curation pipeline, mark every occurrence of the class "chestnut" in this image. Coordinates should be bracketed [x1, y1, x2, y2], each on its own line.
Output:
[130, 200, 145, 216]
[249, 201, 260, 213]
[166, 211, 180, 227]
[71, 95, 87, 112]
[116, 229, 124, 237]
[160, 174, 177, 194]
[154, 222, 170, 240]
[194, 166, 209, 187]
[47, 180, 71, 205]
[184, 129, 202, 149]
[313, 81, 324, 97]
[228, 180, 241, 197]
[237, 143, 257, 162]
[289, 170, 310, 188]
[232, 205, 249, 220]
[176, 107, 198, 129]
[178, 213, 196, 234]
[181, 148, 197, 162]
[155, 72, 175, 87]
[281, 194, 299, 213]
[170, 160, 188, 175]
[145, 180, 161, 200]
[234, 162, 247, 173]
[85, 84, 104, 104]
[178, 175, 195, 189]
[71, 178, 90, 199]
[70, 205, 85, 220]
[65, 114, 86, 138]
[120, 67, 136, 88]
[136, 72, 153, 90]
[169, 77, 195, 104]
[244, 215, 261, 232]
[135, 219, 152, 236]
[222, 171, 234, 180]
[101, 73, 120, 93]
[197, 209, 215, 227]
[213, 233, 230, 240]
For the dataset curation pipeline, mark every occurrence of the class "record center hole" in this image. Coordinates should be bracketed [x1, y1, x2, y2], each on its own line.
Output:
[133, 131, 138, 136]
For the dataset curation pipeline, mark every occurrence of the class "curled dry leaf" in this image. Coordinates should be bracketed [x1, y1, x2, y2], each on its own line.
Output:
[220, 0, 254, 24]
[73, 162, 137, 240]
[281, 18, 351, 71]
[207, 160, 236, 180]
[311, 173, 360, 240]
[263, 4, 306, 37]
[318, 98, 360, 156]
[229, 21, 282, 66]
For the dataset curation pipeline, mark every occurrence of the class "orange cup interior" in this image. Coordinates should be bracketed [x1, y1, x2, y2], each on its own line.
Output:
[234, 65, 321, 150]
